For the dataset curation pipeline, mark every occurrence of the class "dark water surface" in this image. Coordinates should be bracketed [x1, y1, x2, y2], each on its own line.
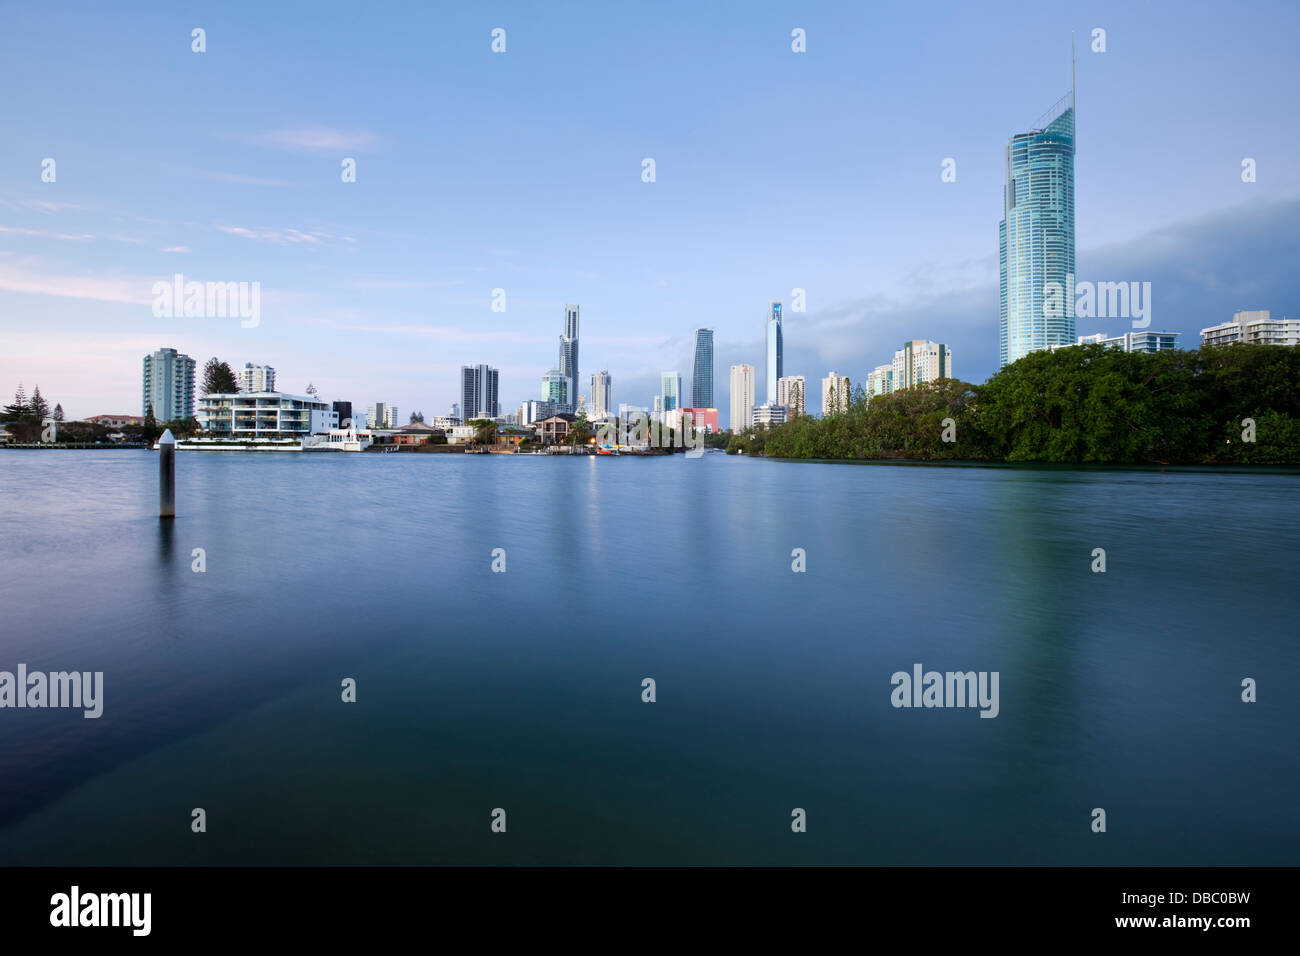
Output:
[0, 450, 1295, 864]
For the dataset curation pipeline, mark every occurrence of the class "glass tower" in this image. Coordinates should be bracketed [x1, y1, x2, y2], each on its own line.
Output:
[765, 301, 783, 404]
[691, 328, 714, 408]
[559, 304, 579, 411]
[999, 89, 1075, 368]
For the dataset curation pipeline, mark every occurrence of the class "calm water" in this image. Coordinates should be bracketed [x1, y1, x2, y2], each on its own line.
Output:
[0, 450, 1296, 865]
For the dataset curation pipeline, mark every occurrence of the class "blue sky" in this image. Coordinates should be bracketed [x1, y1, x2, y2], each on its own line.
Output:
[1, 0, 1297, 421]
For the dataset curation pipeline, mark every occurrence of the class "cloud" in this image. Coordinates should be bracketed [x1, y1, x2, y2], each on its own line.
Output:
[181, 167, 303, 189]
[218, 225, 342, 246]
[0, 263, 154, 305]
[249, 127, 379, 153]
[161, 246, 191, 254]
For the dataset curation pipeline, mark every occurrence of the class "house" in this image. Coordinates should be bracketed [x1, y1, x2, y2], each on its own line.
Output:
[492, 425, 532, 451]
[536, 413, 578, 445]
[392, 422, 445, 446]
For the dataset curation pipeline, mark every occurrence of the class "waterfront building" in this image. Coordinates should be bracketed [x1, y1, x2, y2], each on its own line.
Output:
[821, 372, 851, 417]
[691, 329, 714, 408]
[199, 391, 336, 437]
[141, 347, 196, 421]
[751, 402, 788, 428]
[393, 423, 444, 446]
[1000, 73, 1076, 367]
[332, 401, 353, 429]
[892, 340, 952, 390]
[765, 301, 783, 403]
[237, 363, 276, 393]
[590, 370, 612, 420]
[730, 363, 755, 432]
[536, 413, 578, 445]
[1201, 311, 1300, 348]
[429, 415, 462, 429]
[461, 364, 500, 419]
[776, 375, 805, 418]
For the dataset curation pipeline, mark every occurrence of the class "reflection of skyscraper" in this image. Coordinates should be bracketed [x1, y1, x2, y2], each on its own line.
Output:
[765, 301, 783, 404]
[999, 60, 1075, 367]
[730, 364, 754, 432]
[559, 304, 579, 411]
[590, 370, 612, 419]
[461, 364, 499, 419]
[691, 328, 714, 408]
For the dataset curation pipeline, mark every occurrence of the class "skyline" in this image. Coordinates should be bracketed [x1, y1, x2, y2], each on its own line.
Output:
[2, 2, 1298, 420]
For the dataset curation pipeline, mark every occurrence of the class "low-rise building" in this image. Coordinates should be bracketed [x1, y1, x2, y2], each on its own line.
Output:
[751, 403, 788, 428]
[392, 423, 445, 446]
[198, 391, 336, 437]
[85, 414, 147, 427]
[1201, 310, 1299, 348]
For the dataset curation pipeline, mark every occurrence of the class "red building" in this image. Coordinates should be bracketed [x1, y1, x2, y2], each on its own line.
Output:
[680, 408, 719, 433]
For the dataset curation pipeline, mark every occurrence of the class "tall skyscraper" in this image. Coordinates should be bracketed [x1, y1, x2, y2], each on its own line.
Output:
[559, 304, 579, 411]
[141, 347, 196, 421]
[590, 370, 612, 419]
[691, 328, 714, 408]
[729, 363, 755, 432]
[777, 375, 806, 418]
[765, 301, 783, 403]
[661, 371, 681, 413]
[999, 59, 1075, 367]
[461, 364, 500, 419]
[237, 363, 276, 393]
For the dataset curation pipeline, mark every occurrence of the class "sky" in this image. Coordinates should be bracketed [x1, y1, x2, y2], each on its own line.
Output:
[1, 0, 1297, 423]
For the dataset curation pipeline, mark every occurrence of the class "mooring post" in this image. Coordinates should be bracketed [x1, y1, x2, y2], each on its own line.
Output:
[159, 428, 175, 518]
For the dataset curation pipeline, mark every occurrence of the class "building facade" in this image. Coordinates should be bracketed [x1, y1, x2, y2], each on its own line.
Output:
[1201, 311, 1300, 348]
[461, 364, 500, 419]
[691, 328, 714, 408]
[866, 364, 893, 397]
[730, 364, 755, 432]
[590, 370, 612, 420]
[661, 371, 682, 414]
[999, 89, 1076, 367]
[141, 347, 196, 422]
[366, 403, 400, 429]
[237, 363, 276, 393]
[892, 340, 952, 390]
[200, 392, 336, 437]
[559, 304, 579, 410]
[821, 372, 851, 417]
[765, 301, 783, 404]
[776, 376, 805, 418]
[751, 402, 788, 428]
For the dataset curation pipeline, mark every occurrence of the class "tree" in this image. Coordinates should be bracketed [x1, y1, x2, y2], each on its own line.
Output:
[469, 418, 496, 445]
[569, 413, 593, 447]
[53, 403, 64, 422]
[3, 384, 31, 419]
[29, 385, 49, 421]
[201, 358, 240, 395]
[409, 410, 425, 424]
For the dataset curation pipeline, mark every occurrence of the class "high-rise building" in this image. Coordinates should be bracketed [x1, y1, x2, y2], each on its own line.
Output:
[590, 370, 612, 420]
[332, 400, 353, 428]
[821, 372, 851, 416]
[541, 368, 568, 409]
[461, 364, 500, 419]
[559, 304, 579, 411]
[1201, 311, 1300, 348]
[652, 395, 663, 422]
[141, 347, 196, 422]
[765, 301, 783, 403]
[892, 340, 952, 390]
[451, 403, 460, 419]
[366, 402, 400, 429]
[776, 375, 805, 418]
[866, 365, 893, 397]
[1000, 67, 1076, 368]
[730, 364, 755, 432]
[691, 329, 714, 408]
[237, 363, 276, 393]
[661, 371, 681, 413]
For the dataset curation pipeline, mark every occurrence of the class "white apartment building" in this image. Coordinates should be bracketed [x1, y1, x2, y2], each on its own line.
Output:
[237, 363, 276, 393]
[776, 375, 806, 418]
[730, 364, 755, 432]
[821, 372, 851, 416]
[891, 340, 952, 390]
[199, 392, 336, 437]
[1201, 311, 1300, 348]
[1047, 330, 1181, 354]
[751, 402, 788, 428]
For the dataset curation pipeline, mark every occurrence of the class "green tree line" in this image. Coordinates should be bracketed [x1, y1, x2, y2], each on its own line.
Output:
[735, 344, 1300, 465]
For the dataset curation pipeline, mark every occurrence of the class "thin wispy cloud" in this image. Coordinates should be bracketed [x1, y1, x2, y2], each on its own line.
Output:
[161, 246, 191, 254]
[218, 225, 345, 246]
[249, 126, 379, 153]
[180, 167, 303, 189]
